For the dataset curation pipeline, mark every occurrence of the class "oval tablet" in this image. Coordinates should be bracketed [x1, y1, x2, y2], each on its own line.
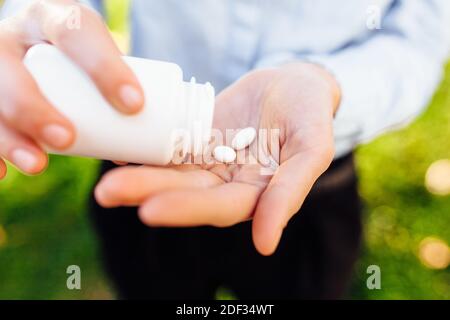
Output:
[213, 145, 236, 163]
[232, 127, 257, 151]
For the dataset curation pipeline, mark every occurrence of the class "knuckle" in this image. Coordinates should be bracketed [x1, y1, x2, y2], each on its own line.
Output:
[88, 61, 129, 99]
[50, 4, 100, 44]
[0, 84, 65, 134]
[0, 94, 42, 131]
[0, 95, 27, 124]
[91, 54, 128, 84]
[26, 0, 47, 18]
[86, 57, 112, 82]
[51, 19, 73, 45]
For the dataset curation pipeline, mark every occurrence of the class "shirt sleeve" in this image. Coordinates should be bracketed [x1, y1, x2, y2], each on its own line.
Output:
[256, 0, 450, 157]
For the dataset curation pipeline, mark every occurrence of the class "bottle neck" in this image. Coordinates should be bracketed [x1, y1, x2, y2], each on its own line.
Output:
[178, 77, 215, 157]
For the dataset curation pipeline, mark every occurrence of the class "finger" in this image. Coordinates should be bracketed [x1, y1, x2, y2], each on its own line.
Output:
[0, 37, 76, 150]
[252, 148, 333, 256]
[0, 119, 48, 175]
[35, 1, 144, 113]
[95, 166, 223, 208]
[138, 182, 263, 228]
[0, 159, 6, 180]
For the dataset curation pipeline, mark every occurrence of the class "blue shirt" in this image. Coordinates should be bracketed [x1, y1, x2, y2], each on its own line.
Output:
[2, 0, 450, 157]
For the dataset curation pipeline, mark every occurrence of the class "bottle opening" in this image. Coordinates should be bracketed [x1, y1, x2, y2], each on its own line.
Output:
[173, 77, 215, 160]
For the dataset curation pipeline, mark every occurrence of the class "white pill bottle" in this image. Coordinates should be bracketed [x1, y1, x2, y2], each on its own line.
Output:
[24, 44, 215, 165]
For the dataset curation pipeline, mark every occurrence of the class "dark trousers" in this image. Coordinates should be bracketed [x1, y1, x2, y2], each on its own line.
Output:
[90, 153, 362, 299]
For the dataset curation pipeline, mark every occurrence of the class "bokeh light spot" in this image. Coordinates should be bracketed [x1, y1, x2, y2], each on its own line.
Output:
[418, 237, 450, 270]
[425, 159, 450, 196]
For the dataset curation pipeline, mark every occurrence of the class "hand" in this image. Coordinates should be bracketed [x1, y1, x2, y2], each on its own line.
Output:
[0, 0, 144, 180]
[95, 62, 341, 255]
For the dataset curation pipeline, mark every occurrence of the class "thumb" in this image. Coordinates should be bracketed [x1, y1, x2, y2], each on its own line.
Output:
[252, 137, 334, 256]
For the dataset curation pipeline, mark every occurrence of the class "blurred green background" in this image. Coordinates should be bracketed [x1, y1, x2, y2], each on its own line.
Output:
[0, 0, 449, 299]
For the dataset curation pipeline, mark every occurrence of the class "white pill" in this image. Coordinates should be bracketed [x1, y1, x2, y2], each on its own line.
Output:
[232, 127, 257, 151]
[213, 145, 236, 163]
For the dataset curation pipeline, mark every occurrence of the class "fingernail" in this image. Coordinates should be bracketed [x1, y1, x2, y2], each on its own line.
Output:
[11, 149, 38, 172]
[119, 84, 144, 112]
[42, 124, 73, 149]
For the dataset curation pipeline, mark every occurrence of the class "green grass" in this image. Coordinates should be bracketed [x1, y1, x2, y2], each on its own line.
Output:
[0, 157, 108, 299]
[350, 63, 450, 299]
[0, 0, 449, 299]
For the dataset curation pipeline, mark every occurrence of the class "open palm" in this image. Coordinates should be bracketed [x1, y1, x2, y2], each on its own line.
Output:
[95, 63, 340, 255]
